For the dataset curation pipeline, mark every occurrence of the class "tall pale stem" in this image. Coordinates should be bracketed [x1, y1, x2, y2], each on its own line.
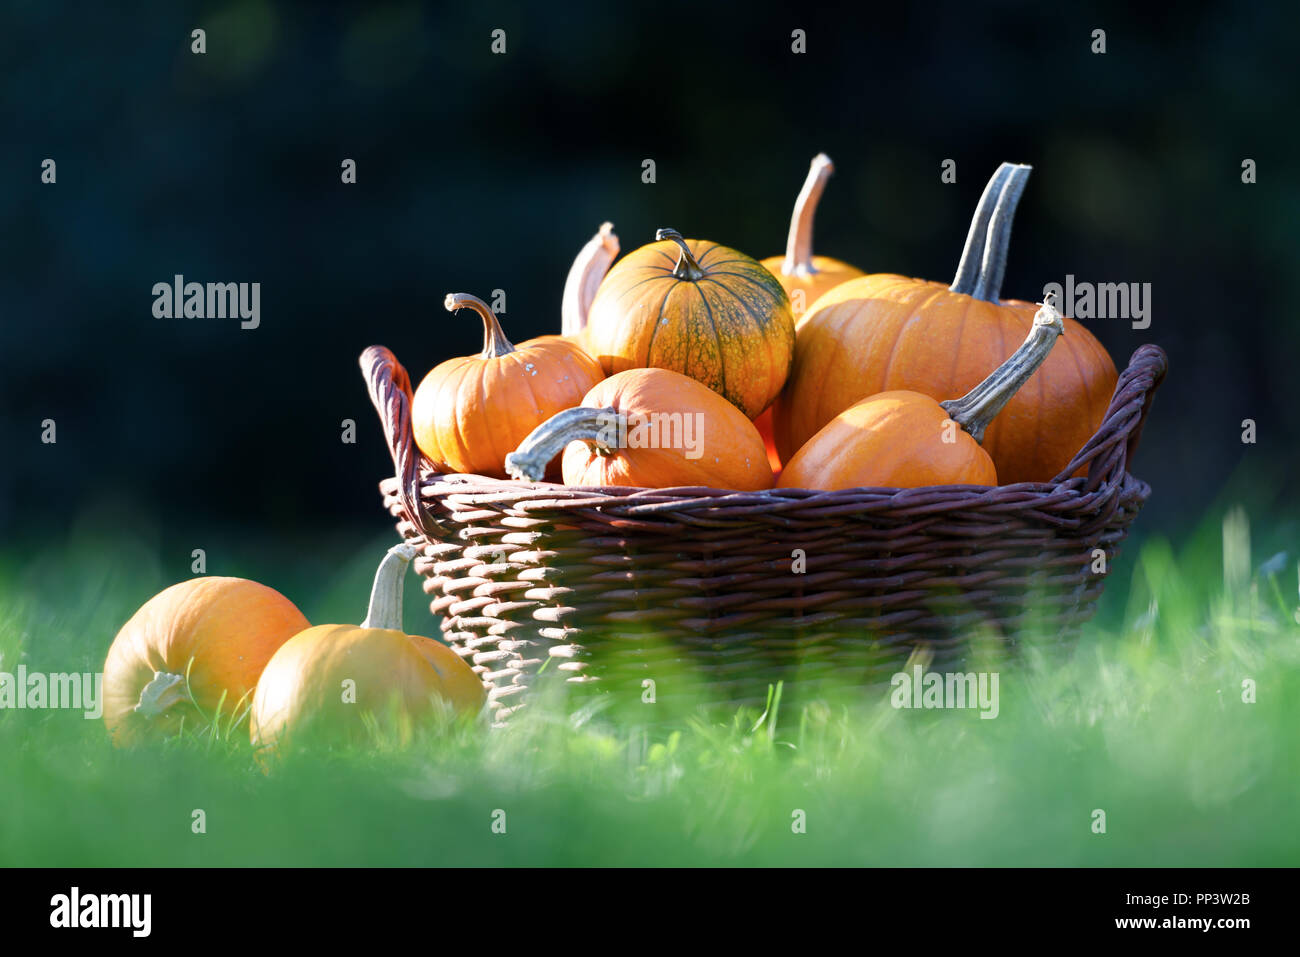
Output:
[361, 543, 418, 630]
[562, 222, 619, 336]
[781, 153, 835, 277]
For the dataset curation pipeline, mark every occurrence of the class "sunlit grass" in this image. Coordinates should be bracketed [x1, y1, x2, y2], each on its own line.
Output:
[0, 506, 1297, 866]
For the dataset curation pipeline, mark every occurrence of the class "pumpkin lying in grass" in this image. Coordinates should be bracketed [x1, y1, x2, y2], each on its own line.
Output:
[773, 163, 1117, 483]
[504, 367, 773, 490]
[411, 293, 604, 480]
[250, 544, 483, 752]
[779, 295, 1066, 490]
[103, 577, 309, 745]
[755, 153, 865, 472]
[583, 228, 794, 420]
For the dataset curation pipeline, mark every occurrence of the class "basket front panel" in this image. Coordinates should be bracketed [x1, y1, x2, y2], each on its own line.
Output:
[386, 475, 1149, 720]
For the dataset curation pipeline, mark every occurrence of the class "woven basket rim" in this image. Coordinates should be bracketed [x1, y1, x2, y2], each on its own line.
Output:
[378, 469, 1151, 507]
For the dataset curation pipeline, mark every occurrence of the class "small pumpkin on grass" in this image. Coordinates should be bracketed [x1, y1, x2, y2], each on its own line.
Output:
[583, 228, 794, 419]
[759, 153, 865, 322]
[250, 544, 483, 752]
[778, 296, 1065, 490]
[773, 163, 1117, 483]
[505, 367, 773, 490]
[103, 577, 310, 745]
[411, 293, 604, 479]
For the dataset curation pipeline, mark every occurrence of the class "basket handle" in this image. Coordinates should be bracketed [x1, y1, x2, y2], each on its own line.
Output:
[1052, 344, 1168, 491]
[359, 345, 448, 537]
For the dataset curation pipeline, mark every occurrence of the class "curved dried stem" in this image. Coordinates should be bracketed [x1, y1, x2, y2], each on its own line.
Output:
[445, 293, 514, 358]
[941, 294, 1065, 442]
[562, 222, 619, 336]
[505, 406, 624, 482]
[361, 543, 418, 630]
[781, 153, 835, 277]
[950, 163, 1030, 299]
[655, 228, 705, 281]
[971, 165, 1032, 302]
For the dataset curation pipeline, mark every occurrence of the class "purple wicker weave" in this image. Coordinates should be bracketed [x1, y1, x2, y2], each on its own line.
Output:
[361, 343, 1167, 723]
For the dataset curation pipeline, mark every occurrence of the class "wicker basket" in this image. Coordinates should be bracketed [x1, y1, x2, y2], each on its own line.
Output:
[361, 343, 1167, 723]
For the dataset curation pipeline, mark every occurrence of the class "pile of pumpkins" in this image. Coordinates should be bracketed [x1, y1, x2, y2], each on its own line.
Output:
[411, 158, 1118, 492]
[103, 157, 1120, 752]
[102, 544, 484, 751]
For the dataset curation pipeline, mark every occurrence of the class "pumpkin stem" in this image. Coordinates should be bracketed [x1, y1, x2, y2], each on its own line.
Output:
[133, 671, 187, 717]
[361, 543, 419, 631]
[781, 153, 835, 277]
[941, 293, 1066, 444]
[445, 293, 515, 358]
[949, 163, 1030, 299]
[504, 406, 624, 482]
[561, 222, 619, 336]
[655, 228, 705, 281]
[970, 164, 1032, 302]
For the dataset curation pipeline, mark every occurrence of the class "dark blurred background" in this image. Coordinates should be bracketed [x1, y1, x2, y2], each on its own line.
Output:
[2, 0, 1298, 562]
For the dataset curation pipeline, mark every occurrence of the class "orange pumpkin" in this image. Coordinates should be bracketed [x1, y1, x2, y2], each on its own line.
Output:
[583, 229, 794, 419]
[759, 153, 865, 323]
[773, 163, 1117, 484]
[504, 368, 773, 491]
[779, 297, 1065, 490]
[411, 293, 604, 479]
[561, 221, 619, 357]
[103, 577, 309, 745]
[250, 544, 484, 752]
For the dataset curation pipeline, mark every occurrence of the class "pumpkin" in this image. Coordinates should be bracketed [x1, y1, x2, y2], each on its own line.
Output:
[411, 292, 605, 479]
[772, 163, 1117, 484]
[504, 367, 773, 491]
[250, 544, 484, 751]
[779, 297, 1065, 490]
[561, 221, 619, 355]
[103, 577, 309, 745]
[759, 153, 865, 322]
[583, 228, 794, 419]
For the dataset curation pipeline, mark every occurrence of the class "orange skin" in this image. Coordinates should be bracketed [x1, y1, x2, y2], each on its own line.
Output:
[778, 390, 997, 491]
[412, 320, 604, 480]
[560, 369, 774, 491]
[759, 255, 865, 325]
[250, 625, 483, 750]
[103, 577, 310, 745]
[752, 406, 783, 474]
[537, 329, 604, 370]
[773, 275, 1117, 484]
[584, 236, 794, 420]
[533, 331, 597, 362]
[754, 255, 863, 472]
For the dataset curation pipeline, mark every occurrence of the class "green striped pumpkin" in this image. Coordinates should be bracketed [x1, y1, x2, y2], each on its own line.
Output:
[583, 228, 794, 419]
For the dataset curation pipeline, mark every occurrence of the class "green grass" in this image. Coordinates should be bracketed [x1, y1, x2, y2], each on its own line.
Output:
[1, 503, 1297, 866]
